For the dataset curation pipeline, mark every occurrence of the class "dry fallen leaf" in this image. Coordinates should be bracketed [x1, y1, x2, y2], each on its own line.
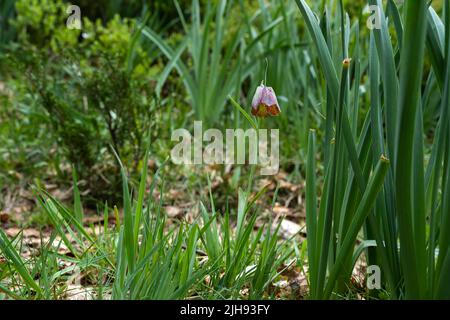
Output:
[66, 285, 96, 300]
[167, 189, 183, 201]
[278, 180, 300, 192]
[279, 220, 302, 239]
[0, 212, 9, 223]
[273, 204, 291, 216]
[165, 206, 182, 218]
[5, 227, 41, 238]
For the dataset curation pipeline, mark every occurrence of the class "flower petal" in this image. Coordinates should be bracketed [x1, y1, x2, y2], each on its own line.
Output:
[261, 87, 279, 108]
[251, 85, 265, 110]
[267, 104, 281, 116]
[250, 84, 281, 117]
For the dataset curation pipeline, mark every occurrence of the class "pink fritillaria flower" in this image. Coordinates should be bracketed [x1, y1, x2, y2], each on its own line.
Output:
[251, 84, 281, 118]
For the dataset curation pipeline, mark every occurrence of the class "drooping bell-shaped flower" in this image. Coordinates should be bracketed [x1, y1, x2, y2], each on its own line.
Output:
[251, 84, 281, 118]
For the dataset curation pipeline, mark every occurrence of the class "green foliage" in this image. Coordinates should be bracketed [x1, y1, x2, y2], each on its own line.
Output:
[143, 0, 250, 125]
[299, 0, 450, 299]
[0, 0, 16, 45]
[2, 0, 450, 301]
[2, 0, 157, 202]
[13, 0, 75, 48]
[0, 155, 288, 300]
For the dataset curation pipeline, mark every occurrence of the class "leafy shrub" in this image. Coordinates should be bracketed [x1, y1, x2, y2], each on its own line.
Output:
[4, 0, 157, 202]
[12, 0, 75, 48]
[0, 0, 16, 45]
